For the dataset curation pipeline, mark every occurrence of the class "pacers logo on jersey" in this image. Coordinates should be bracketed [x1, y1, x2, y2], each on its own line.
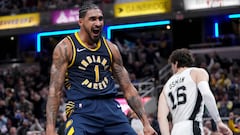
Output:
[78, 55, 110, 90]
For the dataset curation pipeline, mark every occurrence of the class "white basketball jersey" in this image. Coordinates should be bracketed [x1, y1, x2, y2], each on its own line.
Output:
[163, 68, 204, 124]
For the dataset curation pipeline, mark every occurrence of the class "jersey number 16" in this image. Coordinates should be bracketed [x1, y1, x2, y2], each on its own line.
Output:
[168, 86, 187, 110]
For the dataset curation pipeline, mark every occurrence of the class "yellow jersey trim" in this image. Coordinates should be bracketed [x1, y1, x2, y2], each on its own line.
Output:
[74, 32, 101, 51]
[67, 127, 75, 135]
[67, 36, 76, 68]
[103, 37, 113, 72]
[65, 119, 73, 129]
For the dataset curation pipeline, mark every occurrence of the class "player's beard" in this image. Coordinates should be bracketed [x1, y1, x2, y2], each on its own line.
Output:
[84, 25, 101, 43]
[92, 32, 101, 43]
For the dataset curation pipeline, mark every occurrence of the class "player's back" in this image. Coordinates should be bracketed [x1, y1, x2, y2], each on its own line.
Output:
[163, 67, 204, 124]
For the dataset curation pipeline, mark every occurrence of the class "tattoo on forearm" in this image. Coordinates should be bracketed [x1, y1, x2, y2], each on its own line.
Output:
[62, 41, 69, 61]
[49, 46, 65, 90]
[127, 96, 144, 120]
[46, 96, 60, 125]
[113, 66, 131, 86]
[47, 44, 66, 126]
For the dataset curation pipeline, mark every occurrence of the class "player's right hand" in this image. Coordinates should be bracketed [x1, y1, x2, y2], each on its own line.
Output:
[143, 124, 158, 135]
[217, 122, 233, 135]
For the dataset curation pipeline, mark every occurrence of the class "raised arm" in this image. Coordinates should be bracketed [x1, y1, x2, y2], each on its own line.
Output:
[107, 40, 157, 135]
[46, 38, 72, 135]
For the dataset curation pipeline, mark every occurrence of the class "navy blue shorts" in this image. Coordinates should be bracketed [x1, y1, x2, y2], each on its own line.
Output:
[64, 98, 137, 135]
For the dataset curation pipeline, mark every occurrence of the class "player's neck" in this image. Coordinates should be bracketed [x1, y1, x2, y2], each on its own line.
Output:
[78, 32, 98, 48]
[176, 67, 188, 74]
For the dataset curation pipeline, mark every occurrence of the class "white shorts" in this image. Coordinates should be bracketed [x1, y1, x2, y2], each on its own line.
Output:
[171, 120, 203, 135]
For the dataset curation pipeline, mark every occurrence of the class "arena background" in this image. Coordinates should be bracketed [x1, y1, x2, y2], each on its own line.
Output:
[0, 0, 239, 134]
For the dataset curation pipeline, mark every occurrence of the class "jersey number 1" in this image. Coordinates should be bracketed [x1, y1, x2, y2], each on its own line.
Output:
[168, 86, 187, 110]
[94, 65, 100, 82]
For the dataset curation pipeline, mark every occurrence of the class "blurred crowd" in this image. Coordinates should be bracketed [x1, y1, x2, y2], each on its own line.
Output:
[0, 63, 51, 135]
[112, 31, 172, 81]
[0, 27, 239, 135]
[0, 46, 239, 135]
[195, 51, 240, 135]
[0, 0, 240, 134]
[0, 0, 113, 16]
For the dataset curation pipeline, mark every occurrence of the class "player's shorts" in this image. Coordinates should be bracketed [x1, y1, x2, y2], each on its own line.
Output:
[171, 120, 203, 135]
[64, 98, 137, 135]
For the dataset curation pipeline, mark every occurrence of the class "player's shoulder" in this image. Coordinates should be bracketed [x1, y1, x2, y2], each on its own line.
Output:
[103, 38, 120, 54]
[104, 38, 117, 48]
[52, 36, 73, 59]
[190, 67, 209, 76]
[55, 36, 72, 47]
[190, 67, 207, 72]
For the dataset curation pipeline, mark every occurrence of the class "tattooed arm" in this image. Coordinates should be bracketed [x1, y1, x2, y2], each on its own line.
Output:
[46, 38, 72, 135]
[107, 40, 157, 135]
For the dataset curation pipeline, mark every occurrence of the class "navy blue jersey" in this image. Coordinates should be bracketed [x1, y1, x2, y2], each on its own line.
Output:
[64, 32, 118, 100]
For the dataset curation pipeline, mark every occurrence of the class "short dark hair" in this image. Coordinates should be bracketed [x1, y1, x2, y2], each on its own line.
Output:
[168, 48, 194, 68]
[79, 1, 100, 18]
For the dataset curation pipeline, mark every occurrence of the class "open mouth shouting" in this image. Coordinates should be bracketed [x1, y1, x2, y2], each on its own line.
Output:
[92, 29, 101, 37]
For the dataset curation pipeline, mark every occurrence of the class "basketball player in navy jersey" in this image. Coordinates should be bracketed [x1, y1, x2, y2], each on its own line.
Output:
[46, 1, 157, 135]
[157, 48, 232, 135]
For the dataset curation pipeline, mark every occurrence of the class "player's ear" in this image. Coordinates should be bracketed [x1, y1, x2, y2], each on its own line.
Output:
[78, 18, 83, 26]
[175, 61, 178, 68]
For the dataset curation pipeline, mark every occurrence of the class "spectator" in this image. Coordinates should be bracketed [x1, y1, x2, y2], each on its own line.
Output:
[17, 91, 33, 113]
[17, 119, 30, 135]
[216, 71, 232, 90]
[29, 118, 44, 132]
[0, 80, 5, 100]
[217, 93, 233, 117]
[228, 112, 240, 134]
[9, 126, 17, 135]
[0, 101, 8, 134]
